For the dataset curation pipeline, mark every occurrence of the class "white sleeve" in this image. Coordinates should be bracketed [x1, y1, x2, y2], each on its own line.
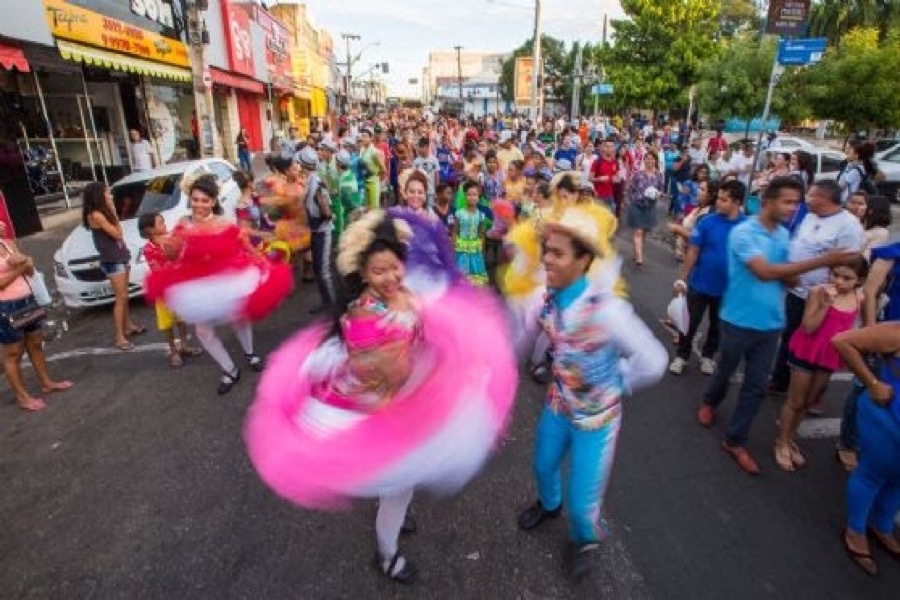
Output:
[603, 297, 668, 393]
[508, 287, 546, 363]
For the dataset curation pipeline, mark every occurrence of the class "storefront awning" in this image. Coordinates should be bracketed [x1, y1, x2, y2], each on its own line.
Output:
[56, 40, 191, 82]
[210, 68, 265, 95]
[0, 41, 30, 72]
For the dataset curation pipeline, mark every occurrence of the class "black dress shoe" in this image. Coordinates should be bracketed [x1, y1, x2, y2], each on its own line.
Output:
[569, 542, 599, 582]
[374, 551, 416, 584]
[245, 353, 264, 372]
[217, 368, 240, 396]
[517, 500, 562, 531]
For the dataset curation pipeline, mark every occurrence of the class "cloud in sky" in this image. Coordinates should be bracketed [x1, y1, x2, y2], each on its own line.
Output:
[301, 0, 624, 97]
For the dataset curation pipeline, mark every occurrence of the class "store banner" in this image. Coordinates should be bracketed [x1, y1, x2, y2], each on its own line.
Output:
[220, 0, 254, 77]
[514, 57, 534, 106]
[42, 0, 189, 68]
[253, 5, 293, 91]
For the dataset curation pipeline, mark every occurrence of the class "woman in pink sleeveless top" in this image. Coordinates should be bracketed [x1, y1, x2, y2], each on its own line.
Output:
[0, 222, 73, 411]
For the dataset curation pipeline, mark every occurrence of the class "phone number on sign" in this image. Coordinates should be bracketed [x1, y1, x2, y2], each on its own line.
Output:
[102, 17, 145, 40]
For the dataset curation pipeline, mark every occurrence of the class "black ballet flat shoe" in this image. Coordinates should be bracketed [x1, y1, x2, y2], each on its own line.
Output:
[245, 353, 264, 372]
[568, 542, 600, 582]
[374, 551, 417, 584]
[517, 500, 562, 531]
[400, 515, 417, 535]
[217, 368, 241, 396]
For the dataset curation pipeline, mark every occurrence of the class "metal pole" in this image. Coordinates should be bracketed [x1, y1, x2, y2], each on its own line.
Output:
[32, 70, 70, 208]
[530, 0, 541, 122]
[571, 43, 582, 119]
[75, 95, 97, 182]
[454, 45, 463, 101]
[747, 50, 783, 201]
[80, 69, 108, 186]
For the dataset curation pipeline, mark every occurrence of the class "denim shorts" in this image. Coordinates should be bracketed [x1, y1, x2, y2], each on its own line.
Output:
[0, 295, 44, 345]
[100, 261, 127, 276]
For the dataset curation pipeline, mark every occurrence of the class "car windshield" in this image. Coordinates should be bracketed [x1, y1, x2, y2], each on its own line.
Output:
[881, 149, 900, 164]
[111, 173, 183, 220]
[875, 139, 899, 153]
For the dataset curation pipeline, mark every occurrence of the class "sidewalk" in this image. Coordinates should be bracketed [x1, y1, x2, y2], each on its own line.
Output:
[18, 196, 83, 278]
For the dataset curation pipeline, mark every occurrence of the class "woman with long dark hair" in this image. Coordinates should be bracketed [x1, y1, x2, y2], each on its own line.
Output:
[82, 181, 144, 350]
[838, 140, 877, 204]
[625, 151, 665, 266]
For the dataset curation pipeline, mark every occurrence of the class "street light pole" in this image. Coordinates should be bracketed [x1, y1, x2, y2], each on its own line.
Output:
[186, 0, 218, 158]
[530, 0, 542, 123]
[342, 32, 360, 113]
[454, 45, 464, 101]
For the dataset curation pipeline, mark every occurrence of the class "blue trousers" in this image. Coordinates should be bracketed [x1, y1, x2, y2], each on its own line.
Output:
[703, 322, 780, 447]
[846, 395, 900, 534]
[533, 405, 620, 544]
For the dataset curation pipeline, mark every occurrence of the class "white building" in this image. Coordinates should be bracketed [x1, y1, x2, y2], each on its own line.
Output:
[422, 50, 507, 104]
[435, 79, 509, 117]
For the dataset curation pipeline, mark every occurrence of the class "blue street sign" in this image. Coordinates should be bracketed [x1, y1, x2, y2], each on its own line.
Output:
[777, 37, 827, 66]
[592, 83, 614, 96]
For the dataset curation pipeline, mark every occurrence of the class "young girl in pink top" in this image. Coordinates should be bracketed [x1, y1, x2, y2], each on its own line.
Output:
[775, 257, 869, 471]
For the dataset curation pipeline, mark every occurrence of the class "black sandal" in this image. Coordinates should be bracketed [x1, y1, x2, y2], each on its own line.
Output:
[400, 515, 417, 535]
[374, 551, 416, 584]
[245, 353, 264, 372]
[217, 368, 241, 396]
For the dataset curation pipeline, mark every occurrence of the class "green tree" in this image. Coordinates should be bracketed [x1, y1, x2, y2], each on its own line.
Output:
[601, 0, 723, 112]
[804, 27, 900, 131]
[809, 0, 900, 46]
[717, 0, 762, 38]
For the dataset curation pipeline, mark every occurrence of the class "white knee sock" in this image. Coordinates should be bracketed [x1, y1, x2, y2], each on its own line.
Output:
[232, 323, 254, 356]
[375, 488, 414, 567]
[195, 324, 235, 373]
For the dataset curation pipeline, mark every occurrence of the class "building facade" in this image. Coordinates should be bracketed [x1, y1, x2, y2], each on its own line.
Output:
[422, 50, 506, 105]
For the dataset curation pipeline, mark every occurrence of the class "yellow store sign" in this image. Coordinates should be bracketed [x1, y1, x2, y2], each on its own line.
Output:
[43, 0, 189, 68]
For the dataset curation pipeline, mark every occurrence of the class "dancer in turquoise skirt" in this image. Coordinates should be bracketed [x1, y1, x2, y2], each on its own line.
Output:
[453, 180, 488, 286]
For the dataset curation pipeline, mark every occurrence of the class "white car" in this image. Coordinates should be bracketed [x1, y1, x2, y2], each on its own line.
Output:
[764, 135, 817, 152]
[53, 159, 240, 308]
[875, 145, 900, 203]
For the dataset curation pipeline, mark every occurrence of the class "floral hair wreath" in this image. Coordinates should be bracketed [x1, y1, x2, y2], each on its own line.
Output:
[336, 209, 413, 276]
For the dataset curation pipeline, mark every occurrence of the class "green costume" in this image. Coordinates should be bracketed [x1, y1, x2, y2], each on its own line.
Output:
[336, 169, 361, 238]
[360, 145, 382, 209]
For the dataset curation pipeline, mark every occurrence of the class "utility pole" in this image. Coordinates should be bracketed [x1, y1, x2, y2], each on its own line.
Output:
[454, 45, 464, 101]
[342, 32, 360, 114]
[530, 0, 542, 123]
[186, 0, 218, 158]
[571, 43, 583, 120]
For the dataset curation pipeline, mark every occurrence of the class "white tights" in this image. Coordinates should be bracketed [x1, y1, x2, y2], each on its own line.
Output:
[194, 323, 253, 373]
[376, 488, 414, 563]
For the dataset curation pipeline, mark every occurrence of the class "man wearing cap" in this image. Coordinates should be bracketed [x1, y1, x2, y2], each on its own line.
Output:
[497, 131, 524, 172]
[359, 128, 385, 210]
[335, 150, 361, 237]
[298, 146, 335, 313]
[514, 206, 666, 580]
[317, 139, 339, 199]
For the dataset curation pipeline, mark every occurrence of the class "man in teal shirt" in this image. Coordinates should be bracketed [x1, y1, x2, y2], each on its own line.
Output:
[698, 177, 859, 475]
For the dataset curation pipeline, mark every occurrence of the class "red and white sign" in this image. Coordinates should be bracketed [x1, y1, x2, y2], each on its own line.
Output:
[253, 4, 293, 92]
[220, 0, 254, 77]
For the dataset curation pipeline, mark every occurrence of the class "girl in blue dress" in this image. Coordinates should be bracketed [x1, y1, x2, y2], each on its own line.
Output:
[453, 180, 488, 286]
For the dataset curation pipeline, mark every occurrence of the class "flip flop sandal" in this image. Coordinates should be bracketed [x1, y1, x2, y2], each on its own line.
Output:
[774, 441, 795, 472]
[789, 442, 807, 468]
[17, 398, 47, 412]
[843, 529, 877, 576]
[127, 326, 148, 336]
[115, 341, 135, 352]
[41, 380, 74, 394]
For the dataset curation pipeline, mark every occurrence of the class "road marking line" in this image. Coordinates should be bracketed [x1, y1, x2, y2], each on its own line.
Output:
[23, 343, 170, 368]
[796, 418, 841, 439]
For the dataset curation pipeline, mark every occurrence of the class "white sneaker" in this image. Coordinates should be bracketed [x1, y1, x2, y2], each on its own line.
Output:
[669, 357, 686, 375]
[700, 358, 716, 375]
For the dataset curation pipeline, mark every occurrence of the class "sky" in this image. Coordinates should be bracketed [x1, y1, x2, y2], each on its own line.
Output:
[296, 0, 625, 98]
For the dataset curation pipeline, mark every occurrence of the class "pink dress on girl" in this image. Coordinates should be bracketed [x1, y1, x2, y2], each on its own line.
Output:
[788, 295, 859, 372]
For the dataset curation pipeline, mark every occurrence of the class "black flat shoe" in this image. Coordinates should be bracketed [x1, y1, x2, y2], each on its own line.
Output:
[217, 368, 240, 396]
[375, 551, 416, 584]
[400, 515, 417, 535]
[569, 542, 599, 582]
[517, 500, 562, 531]
[246, 353, 264, 372]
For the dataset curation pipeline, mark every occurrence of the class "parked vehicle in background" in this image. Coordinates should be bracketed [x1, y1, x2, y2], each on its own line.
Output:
[53, 159, 240, 308]
[874, 138, 900, 154]
[765, 147, 846, 179]
[874, 146, 900, 203]
[764, 135, 817, 152]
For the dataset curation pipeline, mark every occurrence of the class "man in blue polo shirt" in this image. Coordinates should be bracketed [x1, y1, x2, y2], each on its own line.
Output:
[670, 179, 747, 376]
[697, 177, 859, 475]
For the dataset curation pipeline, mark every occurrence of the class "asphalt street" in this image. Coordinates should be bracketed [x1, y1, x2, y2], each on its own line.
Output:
[2, 216, 899, 599]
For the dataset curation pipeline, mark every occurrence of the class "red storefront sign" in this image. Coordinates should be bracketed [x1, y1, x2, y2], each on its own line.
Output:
[220, 0, 254, 77]
[253, 5, 293, 92]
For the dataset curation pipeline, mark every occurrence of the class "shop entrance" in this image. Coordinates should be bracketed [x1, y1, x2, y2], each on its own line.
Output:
[236, 92, 263, 152]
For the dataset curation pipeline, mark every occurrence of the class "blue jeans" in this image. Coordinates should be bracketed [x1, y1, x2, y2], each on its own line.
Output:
[238, 148, 251, 172]
[846, 395, 900, 534]
[533, 405, 620, 544]
[840, 380, 864, 450]
[702, 322, 780, 447]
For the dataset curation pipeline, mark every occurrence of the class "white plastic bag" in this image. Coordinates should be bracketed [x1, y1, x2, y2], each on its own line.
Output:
[667, 293, 690, 335]
[27, 271, 53, 307]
